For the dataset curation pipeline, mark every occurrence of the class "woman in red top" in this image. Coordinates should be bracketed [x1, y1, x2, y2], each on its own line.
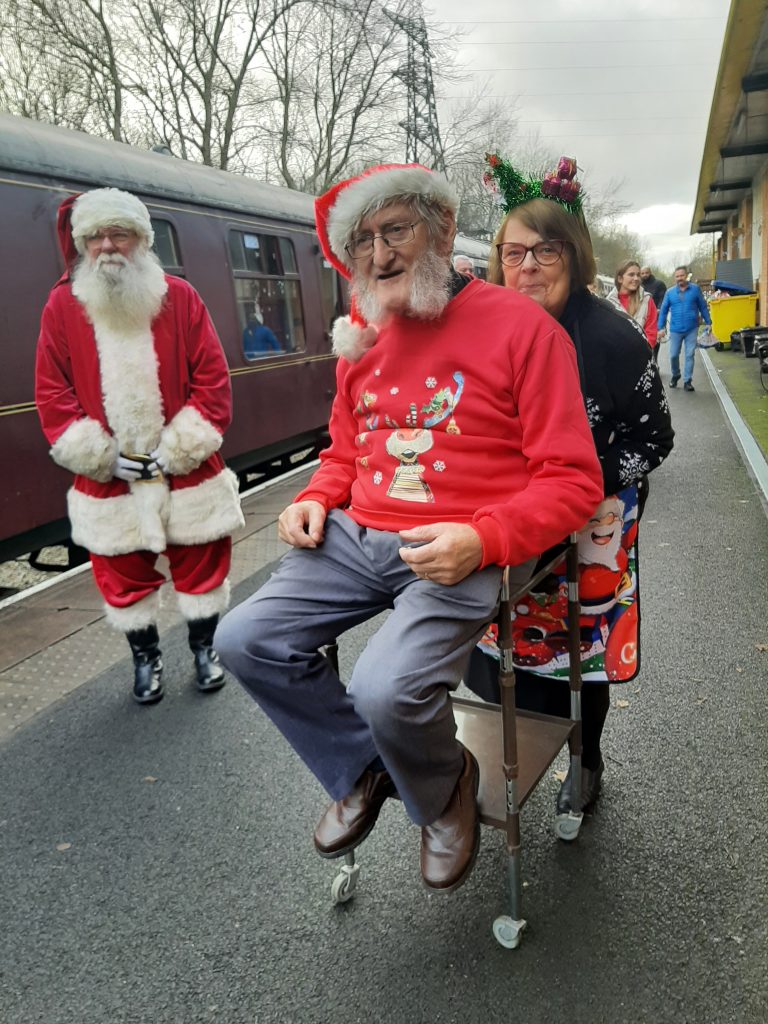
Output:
[607, 260, 658, 355]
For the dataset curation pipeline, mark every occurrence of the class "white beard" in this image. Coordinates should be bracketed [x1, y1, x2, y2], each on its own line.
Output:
[72, 248, 168, 333]
[72, 248, 168, 454]
[353, 248, 452, 323]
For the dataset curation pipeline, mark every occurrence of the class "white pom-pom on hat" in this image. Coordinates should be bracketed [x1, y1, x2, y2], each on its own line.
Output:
[331, 317, 379, 362]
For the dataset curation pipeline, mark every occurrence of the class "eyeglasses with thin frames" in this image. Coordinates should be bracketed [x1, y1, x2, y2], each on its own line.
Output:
[496, 239, 566, 268]
[345, 221, 420, 260]
[85, 229, 137, 246]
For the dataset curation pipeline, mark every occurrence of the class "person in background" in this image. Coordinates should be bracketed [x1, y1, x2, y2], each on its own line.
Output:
[607, 260, 658, 357]
[452, 253, 475, 278]
[467, 153, 674, 824]
[640, 266, 667, 308]
[35, 188, 244, 705]
[242, 304, 281, 358]
[214, 163, 604, 893]
[657, 265, 711, 392]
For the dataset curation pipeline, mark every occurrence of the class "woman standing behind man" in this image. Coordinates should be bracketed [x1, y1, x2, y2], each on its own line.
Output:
[467, 154, 674, 826]
[606, 260, 659, 359]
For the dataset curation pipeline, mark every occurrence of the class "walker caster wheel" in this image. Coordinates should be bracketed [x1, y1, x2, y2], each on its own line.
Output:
[715, 342, 723, 352]
[492, 915, 526, 949]
[554, 810, 583, 842]
[330, 862, 360, 904]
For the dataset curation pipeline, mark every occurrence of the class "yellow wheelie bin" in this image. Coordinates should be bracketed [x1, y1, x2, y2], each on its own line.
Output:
[709, 293, 758, 350]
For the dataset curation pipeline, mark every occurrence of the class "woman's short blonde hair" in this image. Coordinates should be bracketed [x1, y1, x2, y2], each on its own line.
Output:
[488, 198, 597, 292]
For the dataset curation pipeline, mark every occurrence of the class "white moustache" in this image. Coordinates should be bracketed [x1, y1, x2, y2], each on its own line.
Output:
[95, 253, 130, 274]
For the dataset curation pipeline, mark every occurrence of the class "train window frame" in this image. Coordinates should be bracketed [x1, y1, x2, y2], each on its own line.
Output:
[228, 228, 307, 362]
[150, 217, 185, 276]
[318, 257, 344, 341]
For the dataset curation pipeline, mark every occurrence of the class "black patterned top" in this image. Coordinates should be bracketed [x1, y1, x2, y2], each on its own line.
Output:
[560, 289, 674, 497]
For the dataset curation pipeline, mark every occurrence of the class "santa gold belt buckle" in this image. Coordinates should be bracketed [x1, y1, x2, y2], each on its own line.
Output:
[126, 452, 164, 484]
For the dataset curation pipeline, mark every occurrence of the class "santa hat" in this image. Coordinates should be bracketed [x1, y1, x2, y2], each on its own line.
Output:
[70, 188, 154, 255]
[314, 164, 459, 362]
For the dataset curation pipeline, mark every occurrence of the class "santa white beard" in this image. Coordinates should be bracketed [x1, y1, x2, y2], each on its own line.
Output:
[72, 248, 168, 332]
[353, 248, 452, 323]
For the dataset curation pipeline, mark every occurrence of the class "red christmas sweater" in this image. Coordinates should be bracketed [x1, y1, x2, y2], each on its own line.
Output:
[296, 280, 603, 568]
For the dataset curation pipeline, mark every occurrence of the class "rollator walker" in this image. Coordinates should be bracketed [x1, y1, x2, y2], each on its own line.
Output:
[324, 535, 585, 950]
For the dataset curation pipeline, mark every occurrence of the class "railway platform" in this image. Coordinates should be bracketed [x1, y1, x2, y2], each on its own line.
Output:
[1, 364, 767, 1024]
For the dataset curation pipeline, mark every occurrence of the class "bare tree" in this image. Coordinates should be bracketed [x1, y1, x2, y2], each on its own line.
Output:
[15, 0, 130, 139]
[440, 83, 520, 238]
[257, 0, 413, 193]
[2, 0, 502, 201]
[127, 0, 304, 169]
[0, 0, 119, 135]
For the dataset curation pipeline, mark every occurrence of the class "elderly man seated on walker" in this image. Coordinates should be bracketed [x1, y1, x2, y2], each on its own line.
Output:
[215, 163, 604, 893]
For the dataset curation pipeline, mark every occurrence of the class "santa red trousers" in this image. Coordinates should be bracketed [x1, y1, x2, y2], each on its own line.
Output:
[90, 538, 232, 610]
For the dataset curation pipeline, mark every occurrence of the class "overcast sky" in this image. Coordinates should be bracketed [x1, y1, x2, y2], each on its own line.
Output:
[429, 0, 731, 270]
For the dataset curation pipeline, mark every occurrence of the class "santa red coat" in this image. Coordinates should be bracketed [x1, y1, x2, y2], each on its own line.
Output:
[35, 275, 244, 557]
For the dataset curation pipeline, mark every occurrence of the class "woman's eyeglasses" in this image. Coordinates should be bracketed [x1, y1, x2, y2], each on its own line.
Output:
[496, 240, 566, 268]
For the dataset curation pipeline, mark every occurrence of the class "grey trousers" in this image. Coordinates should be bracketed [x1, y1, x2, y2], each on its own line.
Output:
[215, 510, 531, 825]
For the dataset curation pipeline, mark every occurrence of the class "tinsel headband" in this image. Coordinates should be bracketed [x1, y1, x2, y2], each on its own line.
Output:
[482, 153, 584, 215]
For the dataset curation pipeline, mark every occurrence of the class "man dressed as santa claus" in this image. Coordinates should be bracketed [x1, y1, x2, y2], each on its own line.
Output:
[35, 188, 244, 706]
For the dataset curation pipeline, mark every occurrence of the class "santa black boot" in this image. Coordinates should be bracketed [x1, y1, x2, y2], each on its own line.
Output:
[126, 625, 164, 705]
[187, 615, 226, 693]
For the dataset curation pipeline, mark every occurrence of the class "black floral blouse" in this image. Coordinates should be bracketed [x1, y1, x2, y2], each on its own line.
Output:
[560, 289, 674, 498]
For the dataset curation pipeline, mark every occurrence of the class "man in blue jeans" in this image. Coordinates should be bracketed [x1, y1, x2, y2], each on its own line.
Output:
[657, 265, 711, 392]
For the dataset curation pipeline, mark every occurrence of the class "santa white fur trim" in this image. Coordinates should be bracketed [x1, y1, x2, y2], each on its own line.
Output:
[71, 188, 154, 254]
[69, 483, 168, 555]
[50, 417, 118, 482]
[67, 469, 243, 556]
[128, 479, 170, 554]
[165, 470, 244, 545]
[91, 322, 165, 455]
[327, 167, 459, 261]
[331, 317, 379, 362]
[176, 580, 231, 622]
[155, 405, 223, 477]
[104, 590, 160, 632]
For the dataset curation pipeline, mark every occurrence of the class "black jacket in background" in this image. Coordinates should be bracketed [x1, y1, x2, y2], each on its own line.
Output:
[641, 274, 667, 308]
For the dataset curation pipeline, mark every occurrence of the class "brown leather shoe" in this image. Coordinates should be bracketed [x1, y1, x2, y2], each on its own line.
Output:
[420, 746, 480, 893]
[313, 769, 397, 859]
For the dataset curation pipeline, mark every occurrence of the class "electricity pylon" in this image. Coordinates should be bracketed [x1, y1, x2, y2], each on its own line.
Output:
[384, 4, 446, 171]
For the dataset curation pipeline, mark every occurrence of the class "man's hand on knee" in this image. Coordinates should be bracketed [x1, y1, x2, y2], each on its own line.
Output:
[278, 500, 327, 548]
[398, 523, 483, 585]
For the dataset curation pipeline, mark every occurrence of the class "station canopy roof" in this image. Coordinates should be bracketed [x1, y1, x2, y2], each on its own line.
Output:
[692, 0, 768, 235]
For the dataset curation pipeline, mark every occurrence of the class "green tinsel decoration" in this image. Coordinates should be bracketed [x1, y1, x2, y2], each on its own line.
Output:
[483, 152, 585, 216]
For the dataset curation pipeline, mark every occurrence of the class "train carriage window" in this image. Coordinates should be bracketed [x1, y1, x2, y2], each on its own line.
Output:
[151, 219, 183, 274]
[229, 229, 306, 360]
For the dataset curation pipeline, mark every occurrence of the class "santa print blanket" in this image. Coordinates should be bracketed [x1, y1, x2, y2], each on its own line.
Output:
[477, 483, 641, 684]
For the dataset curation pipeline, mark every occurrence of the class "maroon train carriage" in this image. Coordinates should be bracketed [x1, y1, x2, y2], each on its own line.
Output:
[0, 113, 489, 564]
[0, 114, 345, 563]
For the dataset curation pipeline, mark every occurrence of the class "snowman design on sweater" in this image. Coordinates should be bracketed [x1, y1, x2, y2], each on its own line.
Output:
[362, 370, 464, 503]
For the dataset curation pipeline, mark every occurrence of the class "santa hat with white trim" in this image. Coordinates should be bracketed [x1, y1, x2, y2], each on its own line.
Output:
[70, 187, 154, 255]
[314, 164, 459, 362]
